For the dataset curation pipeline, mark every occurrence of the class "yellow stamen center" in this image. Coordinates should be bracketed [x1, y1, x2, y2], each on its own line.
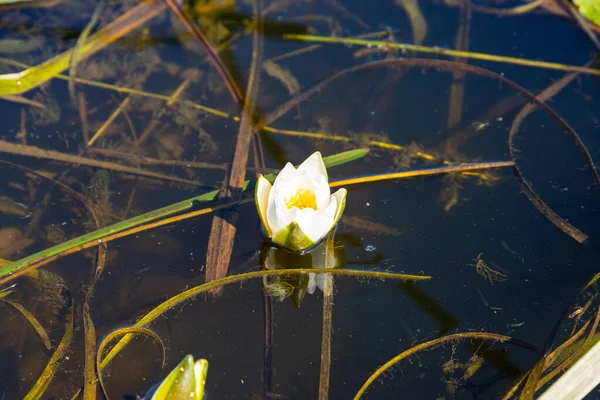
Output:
[285, 188, 317, 210]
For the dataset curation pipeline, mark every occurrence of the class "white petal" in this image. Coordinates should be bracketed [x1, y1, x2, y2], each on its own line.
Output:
[297, 152, 328, 182]
[266, 152, 337, 244]
[330, 188, 347, 226]
[267, 164, 302, 234]
[298, 196, 337, 242]
[294, 207, 317, 238]
[268, 175, 320, 235]
[276, 174, 318, 204]
[312, 175, 331, 209]
[255, 175, 272, 236]
[272, 162, 299, 187]
[268, 163, 299, 201]
[268, 200, 300, 237]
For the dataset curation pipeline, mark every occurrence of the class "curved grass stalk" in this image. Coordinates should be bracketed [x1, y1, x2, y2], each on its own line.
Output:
[99, 268, 430, 371]
[24, 305, 74, 400]
[354, 332, 538, 400]
[282, 34, 600, 77]
[396, 0, 427, 45]
[0, 299, 52, 350]
[0, 149, 369, 284]
[96, 327, 166, 399]
[507, 66, 599, 244]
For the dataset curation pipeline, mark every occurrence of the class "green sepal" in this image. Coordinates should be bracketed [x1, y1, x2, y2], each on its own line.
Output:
[272, 222, 315, 252]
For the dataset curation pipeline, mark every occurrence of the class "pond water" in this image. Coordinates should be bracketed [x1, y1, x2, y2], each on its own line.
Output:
[1, 0, 600, 399]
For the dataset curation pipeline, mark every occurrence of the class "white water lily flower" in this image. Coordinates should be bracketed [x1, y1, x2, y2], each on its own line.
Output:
[255, 152, 347, 252]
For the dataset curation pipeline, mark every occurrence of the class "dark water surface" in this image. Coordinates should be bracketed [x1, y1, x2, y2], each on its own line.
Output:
[1, 0, 600, 399]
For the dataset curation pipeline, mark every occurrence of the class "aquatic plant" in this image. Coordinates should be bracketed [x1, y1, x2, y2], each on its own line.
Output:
[255, 151, 347, 252]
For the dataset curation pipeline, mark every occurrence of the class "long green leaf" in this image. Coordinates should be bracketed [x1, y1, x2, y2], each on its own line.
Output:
[0, 149, 368, 281]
